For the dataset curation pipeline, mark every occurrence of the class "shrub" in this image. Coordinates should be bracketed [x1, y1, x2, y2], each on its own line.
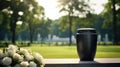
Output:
[0, 45, 44, 67]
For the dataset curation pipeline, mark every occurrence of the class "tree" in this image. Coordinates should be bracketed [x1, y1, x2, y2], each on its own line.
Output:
[57, 0, 90, 46]
[0, 0, 9, 11]
[0, 0, 44, 44]
[102, 0, 120, 45]
[22, 0, 44, 44]
[0, 11, 10, 40]
[112, 0, 118, 45]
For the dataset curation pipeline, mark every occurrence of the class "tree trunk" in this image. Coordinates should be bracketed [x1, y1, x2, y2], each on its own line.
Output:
[69, 14, 72, 46]
[11, 22, 16, 44]
[10, 15, 17, 44]
[112, 0, 118, 45]
[10, 18, 17, 45]
[10, 11, 18, 45]
[28, 22, 33, 44]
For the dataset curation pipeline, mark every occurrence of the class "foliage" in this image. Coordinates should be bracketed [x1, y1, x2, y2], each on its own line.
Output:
[0, 11, 10, 40]
[0, 0, 9, 11]
[57, 0, 91, 45]
[102, 0, 120, 44]
[38, 18, 52, 40]
[57, 0, 90, 16]
[57, 0, 91, 30]
[57, 13, 101, 35]
[57, 16, 69, 31]
[0, 0, 45, 44]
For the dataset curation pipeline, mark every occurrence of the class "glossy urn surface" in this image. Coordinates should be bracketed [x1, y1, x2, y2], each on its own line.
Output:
[76, 28, 97, 61]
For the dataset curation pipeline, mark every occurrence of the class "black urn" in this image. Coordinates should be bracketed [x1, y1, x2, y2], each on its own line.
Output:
[76, 28, 97, 61]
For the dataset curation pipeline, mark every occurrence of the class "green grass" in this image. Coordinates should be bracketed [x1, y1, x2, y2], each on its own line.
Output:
[96, 46, 120, 58]
[1, 45, 120, 58]
[24, 45, 78, 58]
[22, 45, 120, 58]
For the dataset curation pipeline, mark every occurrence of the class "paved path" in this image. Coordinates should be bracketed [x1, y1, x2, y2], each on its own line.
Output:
[44, 58, 120, 64]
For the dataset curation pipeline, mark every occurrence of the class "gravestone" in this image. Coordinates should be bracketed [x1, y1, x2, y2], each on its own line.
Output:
[72, 35, 76, 43]
[4, 34, 8, 42]
[4, 34, 8, 46]
[18, 35, 22, 42]
[97, 34, 101, 42]
[37, 33, 41, 43]
[105, 33, 109, 42]
[48, 34, 51, 41]
[48, 34, 51, 46]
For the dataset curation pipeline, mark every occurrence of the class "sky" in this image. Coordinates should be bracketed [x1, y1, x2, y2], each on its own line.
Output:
[37, 0, 108, 20]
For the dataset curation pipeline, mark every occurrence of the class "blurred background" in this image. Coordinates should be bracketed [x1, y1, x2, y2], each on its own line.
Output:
[0, 0, 120, 46]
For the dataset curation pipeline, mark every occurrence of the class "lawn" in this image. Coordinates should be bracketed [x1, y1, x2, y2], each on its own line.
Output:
[22, 45, 120, 58]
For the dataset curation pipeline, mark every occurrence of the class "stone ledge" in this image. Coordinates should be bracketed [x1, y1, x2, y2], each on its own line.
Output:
[44, 58, 120, 64]
[44, 58, 120, 67]
[45, 63, 120, 67]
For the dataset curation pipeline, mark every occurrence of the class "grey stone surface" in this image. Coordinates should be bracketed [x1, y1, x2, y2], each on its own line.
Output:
[44, 58, 120, 67]
[44, 58, 120, 64]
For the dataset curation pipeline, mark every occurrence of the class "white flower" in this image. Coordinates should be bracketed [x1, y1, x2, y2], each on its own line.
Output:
[0, 45, 44, 67]
[4, 45, 18, 57]
[29, 61, 37, 67]
[25, 54, 34, 61]
[20, 61, 29, 67]
[2, 57, 12, 65]
[19, 48, 29, 55]
[7, 49, 15, 57]
[8, 45, 18, 52]
[14, 64, 20, 67]
[0, 50, 4, 59]
[13, 53, 23, 62]
[8, 45, 18, 49]
[33, 53, 44, 65]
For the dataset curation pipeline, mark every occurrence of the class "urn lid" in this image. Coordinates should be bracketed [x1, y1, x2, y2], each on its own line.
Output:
[77, 28, 96, 33]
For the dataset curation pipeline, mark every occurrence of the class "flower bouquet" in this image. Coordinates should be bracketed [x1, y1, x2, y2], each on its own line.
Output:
[0, 45, 44, 67]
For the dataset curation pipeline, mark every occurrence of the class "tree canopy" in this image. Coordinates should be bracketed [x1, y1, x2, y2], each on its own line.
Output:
[102, 0, 120, 44]
[0, 0, 44, 44]
[57, 0, 91, 45]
